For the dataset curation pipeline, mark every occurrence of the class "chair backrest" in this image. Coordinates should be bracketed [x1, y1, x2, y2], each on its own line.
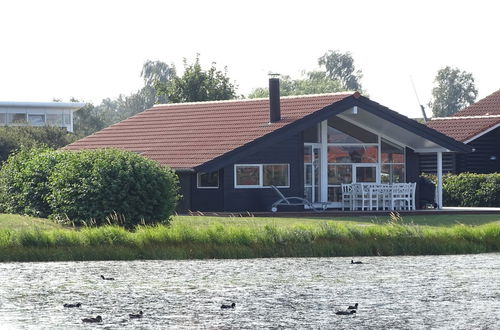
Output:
[391, 183, 411, 198]
[341, 183, 353, 194]
[270, 185, 287, 201]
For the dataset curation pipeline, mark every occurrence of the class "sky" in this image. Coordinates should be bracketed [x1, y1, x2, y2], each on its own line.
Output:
[0, 0, 499, 118]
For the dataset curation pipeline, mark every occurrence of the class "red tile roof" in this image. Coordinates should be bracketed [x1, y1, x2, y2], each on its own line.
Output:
[453, 89, 500, 117]
[426, 89, 500, 142]
[65, 93, 358, 169]
[425, 116, 500, 142]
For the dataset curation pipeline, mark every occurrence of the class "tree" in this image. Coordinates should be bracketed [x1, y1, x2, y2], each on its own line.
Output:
[318, 50, 363, 91]
[154, 54, 237, 103]
[72, 102, 107, 137]
[248, 72, 343, 98]
[248, 50, 363, 98]
[429, 66, 478, 117]
[0, 126, 77, 164]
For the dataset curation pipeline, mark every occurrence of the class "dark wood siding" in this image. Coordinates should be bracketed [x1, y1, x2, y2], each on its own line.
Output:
[190, 169, 225, 212]
[418, 153, 456, 175]
[176, 173, 192, 213]
[418, 127, 500, 175]
[222, 133, 303, 212]
[405, 148, 422, 208]
[457, 128, 500, 173]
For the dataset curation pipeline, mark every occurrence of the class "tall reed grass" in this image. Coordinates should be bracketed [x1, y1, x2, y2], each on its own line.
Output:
[0, 221, 498, 262]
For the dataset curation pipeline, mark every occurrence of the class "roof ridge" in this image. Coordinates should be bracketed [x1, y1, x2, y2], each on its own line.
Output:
[153, 91, 358, 108]
[431, 114, 500, 120]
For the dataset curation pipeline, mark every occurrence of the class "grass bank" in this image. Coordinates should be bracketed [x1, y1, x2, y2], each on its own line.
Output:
[0, 214, 499, 262]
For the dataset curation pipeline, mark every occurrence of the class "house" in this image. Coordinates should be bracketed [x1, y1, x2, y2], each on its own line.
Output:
[0, 101, 85, 132]
[65, 78, 471, 212]
[425, 89, 500, 174]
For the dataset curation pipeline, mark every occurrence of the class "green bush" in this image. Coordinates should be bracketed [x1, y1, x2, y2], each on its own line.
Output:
[443, 173, 500, 207]
[48, 149, 180, 227]
[0, 147, 70, 217]
[0, 148, 180, 227]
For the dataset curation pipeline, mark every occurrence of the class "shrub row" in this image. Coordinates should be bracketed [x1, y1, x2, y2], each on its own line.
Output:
[0, 148, 179, 227]
[421, 173, 500, 207]
[442, 173, 500, 207]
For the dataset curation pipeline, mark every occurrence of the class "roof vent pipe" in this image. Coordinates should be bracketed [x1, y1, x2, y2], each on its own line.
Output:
[269, 74, 281, 123]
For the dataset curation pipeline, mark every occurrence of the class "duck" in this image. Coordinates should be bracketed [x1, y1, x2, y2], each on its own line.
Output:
[221, 302, 236, 309]
[100, 275, 115, 280]
[348, 303, 358, 310]
[351, 260, 363, 264]
[82, 315, 102, 323]
[63, 303, 81, 308]
[335, 310, 356, 315]
[129, 311, 143, 319]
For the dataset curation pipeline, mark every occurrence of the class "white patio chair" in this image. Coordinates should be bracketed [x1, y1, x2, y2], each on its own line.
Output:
[369, 185, 391, 211]
[391, 183, 412, 210]
[351, 184, 371, 211]
[409, 182, 417, 210]
[341, 184, 353, 210]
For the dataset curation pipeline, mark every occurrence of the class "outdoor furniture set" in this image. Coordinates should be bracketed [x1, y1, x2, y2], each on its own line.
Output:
[341, 183, 416, 211]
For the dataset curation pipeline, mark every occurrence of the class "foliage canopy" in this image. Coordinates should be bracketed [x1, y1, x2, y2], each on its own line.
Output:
[429, 66, 478, 117]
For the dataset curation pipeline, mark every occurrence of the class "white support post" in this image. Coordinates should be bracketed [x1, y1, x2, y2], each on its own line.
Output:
[320, 121, 328, 203]
[437, 151, 443, 209]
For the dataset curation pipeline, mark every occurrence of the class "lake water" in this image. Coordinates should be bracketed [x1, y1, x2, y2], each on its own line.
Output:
[0, 254, 498, 329]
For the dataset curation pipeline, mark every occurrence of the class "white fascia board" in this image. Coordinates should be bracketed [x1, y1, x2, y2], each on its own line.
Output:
[0, 101, 85, 110]
[413, 148, 450, 153]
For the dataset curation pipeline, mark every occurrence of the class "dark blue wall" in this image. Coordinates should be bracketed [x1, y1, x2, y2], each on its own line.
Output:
[190, 169, 225, 212]
[457, 127, 500, 174]
[222, 133, 304, 212]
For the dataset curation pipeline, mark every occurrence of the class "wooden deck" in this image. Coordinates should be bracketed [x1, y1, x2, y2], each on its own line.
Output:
[185, 207, 500, 218]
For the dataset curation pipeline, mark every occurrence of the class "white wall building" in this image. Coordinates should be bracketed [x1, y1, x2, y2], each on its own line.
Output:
[0, 101, 85, 133]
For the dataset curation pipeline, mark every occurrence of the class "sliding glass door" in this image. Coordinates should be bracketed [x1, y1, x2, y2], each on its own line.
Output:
[303, 116, 404, 209]
[304, 145, 321, 203]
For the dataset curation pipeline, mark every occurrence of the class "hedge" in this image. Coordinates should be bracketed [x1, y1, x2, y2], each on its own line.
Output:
[0, 148, 180, 227]
[443, 173, 500, 207]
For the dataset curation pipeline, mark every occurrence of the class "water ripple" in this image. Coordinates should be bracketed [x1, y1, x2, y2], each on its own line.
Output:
[0, 254, 498, 329]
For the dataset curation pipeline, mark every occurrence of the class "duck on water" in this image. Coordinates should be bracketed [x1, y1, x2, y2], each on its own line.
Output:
[101, 275, 115, 280]
[82, 315, 102, 323]
[129, 311, 143, 319]
[221, 302, 236, 309]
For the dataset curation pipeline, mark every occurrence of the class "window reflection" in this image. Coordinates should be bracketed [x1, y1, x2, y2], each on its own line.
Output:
[328, 146, 378, 163]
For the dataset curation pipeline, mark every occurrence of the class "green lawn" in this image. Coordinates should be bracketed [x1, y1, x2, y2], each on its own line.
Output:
[1, 213, 500, 232]
[173, 213, 500, 228]
[0, 214, 65, 231]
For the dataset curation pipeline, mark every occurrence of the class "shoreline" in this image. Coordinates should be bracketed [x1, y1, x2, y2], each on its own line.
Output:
[1, 222, 498, 262]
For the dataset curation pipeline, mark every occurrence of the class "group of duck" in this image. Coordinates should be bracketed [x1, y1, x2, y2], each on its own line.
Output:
[63, 275, 143, 324]
[70, 259, 362, 323]
[334, 259, 364, 316]
[66, 274, 236, 324]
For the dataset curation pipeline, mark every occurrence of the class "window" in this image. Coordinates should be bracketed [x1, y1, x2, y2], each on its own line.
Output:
[327, 117, 378, 143]
[0, 113, 5, 125]
[63, 113, 71, 125]
[7, 113, 26, 124]
[235, 164, 289, 188]
[46, 113, 63, 125]
[28, 114, 45, 125]
[263, 164, 288, 186]
[328, 146, 378, 163]
[197, 171, 219, 188]
[381, 139, 405, 183]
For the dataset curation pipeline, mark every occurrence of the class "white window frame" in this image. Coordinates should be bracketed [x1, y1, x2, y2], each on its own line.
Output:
[197, 171, 219, 189]
[234, 164, 290, 188]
